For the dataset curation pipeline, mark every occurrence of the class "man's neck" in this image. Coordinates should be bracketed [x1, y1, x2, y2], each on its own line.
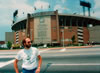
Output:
[25, 47, 30, 49]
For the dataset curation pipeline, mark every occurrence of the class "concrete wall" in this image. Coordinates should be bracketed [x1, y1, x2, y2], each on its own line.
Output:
[88, 26, 100, 43]
[5, 32, 14, 43]
[34, 16, 51, 44]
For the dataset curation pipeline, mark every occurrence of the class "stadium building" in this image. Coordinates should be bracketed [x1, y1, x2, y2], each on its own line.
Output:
[11, 10, 100, 46]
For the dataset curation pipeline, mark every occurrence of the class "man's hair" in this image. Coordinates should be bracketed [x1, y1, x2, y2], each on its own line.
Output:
[22, 38, 26, 46]
[22, 37, 30, 46]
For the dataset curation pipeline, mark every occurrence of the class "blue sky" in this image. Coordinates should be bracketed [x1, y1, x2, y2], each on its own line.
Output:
[0, 0, 100, 41]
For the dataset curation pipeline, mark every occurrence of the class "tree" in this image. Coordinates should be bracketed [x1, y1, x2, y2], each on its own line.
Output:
[71, 35, 76, 44]
[7, 41, 12, 49]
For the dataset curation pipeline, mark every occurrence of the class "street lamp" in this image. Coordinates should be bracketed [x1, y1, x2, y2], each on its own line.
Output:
[61, 27, 64, 48]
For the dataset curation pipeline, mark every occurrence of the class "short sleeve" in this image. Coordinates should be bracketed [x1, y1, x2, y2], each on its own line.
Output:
[31, 47, 40, 56]
[37, 49, 40, 56]
[15, 51, 22, 60]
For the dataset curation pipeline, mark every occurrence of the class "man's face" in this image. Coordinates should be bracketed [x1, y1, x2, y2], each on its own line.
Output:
[25, 38, 31, 48]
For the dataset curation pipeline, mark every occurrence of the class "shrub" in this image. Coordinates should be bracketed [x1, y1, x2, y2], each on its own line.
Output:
[12, 44, 21, 49]
[7, 41, 12, 49]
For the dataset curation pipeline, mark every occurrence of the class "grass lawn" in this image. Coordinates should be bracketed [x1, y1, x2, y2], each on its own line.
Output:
[0, 48, 10, 50]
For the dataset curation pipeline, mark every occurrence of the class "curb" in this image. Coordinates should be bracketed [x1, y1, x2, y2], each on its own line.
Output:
[1, 45, 99, 51]
[39, 45, 93, 50]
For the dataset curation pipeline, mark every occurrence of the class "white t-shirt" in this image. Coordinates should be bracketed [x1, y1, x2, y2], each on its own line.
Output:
[16, 47, 40, 70]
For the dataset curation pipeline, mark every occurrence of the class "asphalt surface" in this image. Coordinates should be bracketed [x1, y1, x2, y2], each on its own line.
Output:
[0, 46, 100, 73]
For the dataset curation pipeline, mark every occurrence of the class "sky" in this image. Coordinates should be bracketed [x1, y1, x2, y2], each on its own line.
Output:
[0, 0, 100, 41]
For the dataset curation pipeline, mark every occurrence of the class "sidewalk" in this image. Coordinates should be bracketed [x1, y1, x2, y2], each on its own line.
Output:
[39, 45, 93, 50]
[0, 45, 100, 52]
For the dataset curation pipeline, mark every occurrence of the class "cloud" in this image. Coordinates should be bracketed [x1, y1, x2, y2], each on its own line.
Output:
[0, 0, 27, 9]
[91, 11, 100, 18]
[0, 0, 34, 25]
[54, 5, 63, 13]
[94, 0, 100, 9]
[0, 14, 11, 25]
[92, 0, 100, 18]
[34, 1, 49, 10]
[54, 4, 69, 13]
[62, 0, 66, 3]
[9, 0, 34, 16]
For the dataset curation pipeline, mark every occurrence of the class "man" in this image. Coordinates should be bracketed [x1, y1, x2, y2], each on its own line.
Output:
[14, 38, 42, 73]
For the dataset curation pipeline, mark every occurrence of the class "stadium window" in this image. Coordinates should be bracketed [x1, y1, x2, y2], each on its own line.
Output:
[53, 39, 57, 42]
[68, 26, 72, 29]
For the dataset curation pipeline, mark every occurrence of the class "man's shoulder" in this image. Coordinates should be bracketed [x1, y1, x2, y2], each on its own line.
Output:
[31, 47, 39, 52]
[17, 49, 24, 54]
[31, 47, 37, 50]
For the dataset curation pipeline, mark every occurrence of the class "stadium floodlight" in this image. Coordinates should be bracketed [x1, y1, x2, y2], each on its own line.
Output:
[80, 1, 91, 8]
[13, 10, 18, 17]
[80, 0, 91, 16]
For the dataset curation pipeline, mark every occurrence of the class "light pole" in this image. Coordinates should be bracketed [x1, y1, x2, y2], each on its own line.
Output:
[61, 18, 65, 49]
[61, 28, 64, 48]
[63, 29, 64, 48]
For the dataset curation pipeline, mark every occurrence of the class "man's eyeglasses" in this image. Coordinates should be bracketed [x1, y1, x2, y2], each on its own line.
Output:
[27, 41, 32, 43]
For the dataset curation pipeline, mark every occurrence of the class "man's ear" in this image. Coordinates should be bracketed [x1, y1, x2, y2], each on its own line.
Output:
[24, 43, 26, 46]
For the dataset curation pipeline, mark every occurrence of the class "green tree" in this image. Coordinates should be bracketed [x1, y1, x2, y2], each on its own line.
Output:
[71, 35, 76, 44]
[7, 41, 12, 49]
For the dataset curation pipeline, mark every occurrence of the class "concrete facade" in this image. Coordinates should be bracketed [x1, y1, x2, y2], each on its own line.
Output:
[88, 26, 100, 43]
[5, 32, 14, 43]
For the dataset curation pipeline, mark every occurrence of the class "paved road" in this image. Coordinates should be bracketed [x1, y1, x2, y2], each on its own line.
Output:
[0, 46, 100, 73]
